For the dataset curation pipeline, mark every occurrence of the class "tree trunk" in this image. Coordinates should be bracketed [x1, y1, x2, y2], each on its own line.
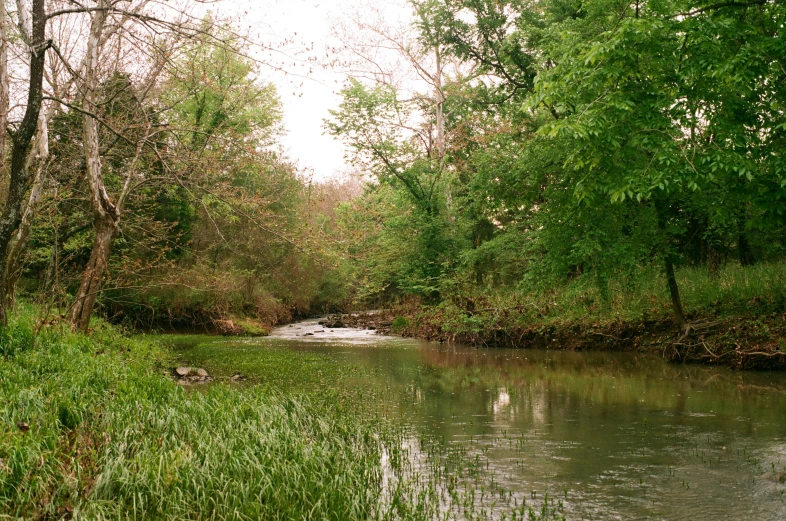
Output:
[737, 213, 754, 267]
[6, 113, 49, 308]
[70, 1, 115, 332]
[0, 0, 9, 164]
[656, 200, 688, 332]
[664, 254, 688, 332]
[707, 244, 721, 279]
[0, 0, 47, 326]
[69, 218, 117, 332]
[434, 46, 445, 161]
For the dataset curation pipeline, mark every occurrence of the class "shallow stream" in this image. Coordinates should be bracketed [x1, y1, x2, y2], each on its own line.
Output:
[172, 319, 786, 520]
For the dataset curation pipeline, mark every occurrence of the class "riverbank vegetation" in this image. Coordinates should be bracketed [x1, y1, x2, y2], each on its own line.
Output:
[1, 1, 785, 353]
[320, 0, 786, 365]
[2, 306, 579, 520]
[0, 305, 382, 519]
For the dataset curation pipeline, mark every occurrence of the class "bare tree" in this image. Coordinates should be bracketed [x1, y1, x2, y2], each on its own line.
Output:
[326, 1, 481, 221]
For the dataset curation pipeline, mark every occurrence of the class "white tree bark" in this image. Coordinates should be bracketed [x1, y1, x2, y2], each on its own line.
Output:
[14, 0, 31, 44]
[71, 0, 115, 331]
[434, 46, 445, 161]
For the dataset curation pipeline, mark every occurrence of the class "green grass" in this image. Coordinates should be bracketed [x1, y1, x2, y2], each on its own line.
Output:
[526, 261, 786, 324]
[4, 307, 544, 521]
[414, 262, 786, 339]
[0, 307, 383, 520]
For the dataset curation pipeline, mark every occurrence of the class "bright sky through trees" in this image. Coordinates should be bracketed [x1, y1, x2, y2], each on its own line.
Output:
[224, 0, 410, 181]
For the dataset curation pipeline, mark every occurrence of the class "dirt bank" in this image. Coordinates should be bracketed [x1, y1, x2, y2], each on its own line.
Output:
[336, 309, 786, 370]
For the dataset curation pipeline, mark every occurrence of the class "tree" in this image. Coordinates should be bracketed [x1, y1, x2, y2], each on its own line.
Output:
[327, 0, 484, 300]
[0, 0, 48, 326]
[530, 0, 786, 330]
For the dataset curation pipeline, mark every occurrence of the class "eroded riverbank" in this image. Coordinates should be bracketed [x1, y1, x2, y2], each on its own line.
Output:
[335, 309, 786, 370]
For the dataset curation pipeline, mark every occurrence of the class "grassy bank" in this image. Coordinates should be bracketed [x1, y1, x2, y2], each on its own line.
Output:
[0, 306, 383, 520]
[354, 262, 786, 369]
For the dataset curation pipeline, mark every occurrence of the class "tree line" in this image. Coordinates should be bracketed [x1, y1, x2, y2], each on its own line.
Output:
[326, 0, 786, 331]
[2, 0, 784, 333]
[0, 0, 352, 332]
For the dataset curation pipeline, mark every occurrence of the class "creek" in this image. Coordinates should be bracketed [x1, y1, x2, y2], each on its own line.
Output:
[171, 319, 786, 520]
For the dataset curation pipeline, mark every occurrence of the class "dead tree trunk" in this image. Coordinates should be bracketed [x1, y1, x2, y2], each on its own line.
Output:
[0, 0, 47, 326]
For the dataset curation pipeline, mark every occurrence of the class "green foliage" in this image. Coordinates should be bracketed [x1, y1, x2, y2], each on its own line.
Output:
[330, 0, 786, 325]
[16, 18, 350, 327]
[391, 316, 410, 332]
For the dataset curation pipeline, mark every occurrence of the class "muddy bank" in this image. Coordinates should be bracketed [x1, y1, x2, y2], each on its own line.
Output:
[336, 309, 786, 370]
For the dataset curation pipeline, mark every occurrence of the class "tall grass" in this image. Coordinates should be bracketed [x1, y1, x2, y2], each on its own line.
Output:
[447, 261, 786, 328]
[0, 309, 383, 520]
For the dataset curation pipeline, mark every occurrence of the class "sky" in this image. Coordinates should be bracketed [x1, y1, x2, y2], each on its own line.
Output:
[220, 0, 373, 181]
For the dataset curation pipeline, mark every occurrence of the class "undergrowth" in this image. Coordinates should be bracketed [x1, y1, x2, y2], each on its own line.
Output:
[398, 262, 786, 333]
[366, 263, 786, 368]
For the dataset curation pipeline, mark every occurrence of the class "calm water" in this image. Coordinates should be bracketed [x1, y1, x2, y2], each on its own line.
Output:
[176, 320, 786, 520]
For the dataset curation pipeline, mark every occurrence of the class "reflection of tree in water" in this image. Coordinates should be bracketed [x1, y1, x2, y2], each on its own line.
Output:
[371, 344, 786, 520]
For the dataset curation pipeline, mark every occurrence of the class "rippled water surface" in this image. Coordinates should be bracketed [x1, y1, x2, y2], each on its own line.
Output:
[173, 320, 786, 520]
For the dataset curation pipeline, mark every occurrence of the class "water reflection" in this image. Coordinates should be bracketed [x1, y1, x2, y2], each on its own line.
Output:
[187, 322, 786, 520]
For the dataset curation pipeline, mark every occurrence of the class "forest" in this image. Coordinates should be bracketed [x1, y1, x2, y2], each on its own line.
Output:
[2, 0, 786, 519]
[0, 0, 783, 361]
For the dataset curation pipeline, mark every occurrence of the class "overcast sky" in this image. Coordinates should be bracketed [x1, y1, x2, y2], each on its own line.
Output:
[222, 0, 399, 182]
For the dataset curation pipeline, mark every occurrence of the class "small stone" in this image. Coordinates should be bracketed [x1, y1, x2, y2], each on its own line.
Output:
[175, 367, 192, 377]
[196, 368, 209, 378]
